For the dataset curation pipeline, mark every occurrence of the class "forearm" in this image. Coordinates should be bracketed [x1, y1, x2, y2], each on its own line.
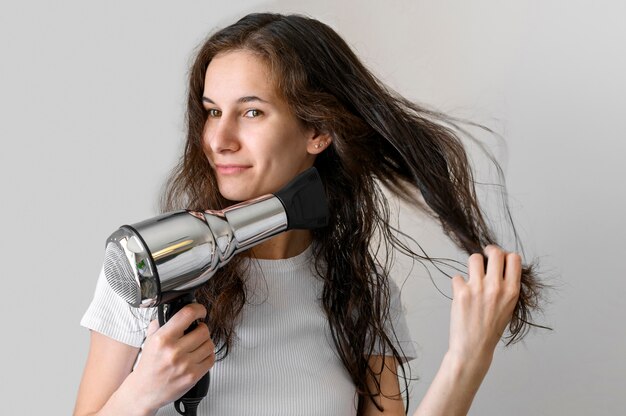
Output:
[75, 372, 158, 416]
[413, 351, 492, 416]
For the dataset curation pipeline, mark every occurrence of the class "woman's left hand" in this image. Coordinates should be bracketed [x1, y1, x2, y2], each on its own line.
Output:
[447, 244, 522, 375]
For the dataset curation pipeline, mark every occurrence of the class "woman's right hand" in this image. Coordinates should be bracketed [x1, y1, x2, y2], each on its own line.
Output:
[74, 302, 215, 416]
[130, 303, 216, 412]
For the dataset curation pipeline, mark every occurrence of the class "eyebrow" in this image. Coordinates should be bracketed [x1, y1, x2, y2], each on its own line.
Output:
[202, 95, 270, 105]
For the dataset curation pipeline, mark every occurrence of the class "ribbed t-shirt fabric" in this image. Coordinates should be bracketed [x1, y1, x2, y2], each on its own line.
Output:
[81, 244, 416, 415]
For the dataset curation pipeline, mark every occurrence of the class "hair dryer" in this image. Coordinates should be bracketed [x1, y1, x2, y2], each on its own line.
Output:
[101, 167, 328, 415]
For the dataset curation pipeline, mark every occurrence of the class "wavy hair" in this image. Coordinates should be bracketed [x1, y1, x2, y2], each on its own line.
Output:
[160, 12, 545, 413]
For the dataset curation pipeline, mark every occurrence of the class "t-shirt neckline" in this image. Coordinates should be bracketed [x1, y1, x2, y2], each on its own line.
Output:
[245, 243, 314, 272]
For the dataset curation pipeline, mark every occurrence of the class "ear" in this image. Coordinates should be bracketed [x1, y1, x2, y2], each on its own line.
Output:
[306, 131, 333, 155]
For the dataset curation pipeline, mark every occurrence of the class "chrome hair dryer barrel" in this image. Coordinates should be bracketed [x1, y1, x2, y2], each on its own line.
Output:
[101, 167, 328, 416]
[103, 167, 328, 308]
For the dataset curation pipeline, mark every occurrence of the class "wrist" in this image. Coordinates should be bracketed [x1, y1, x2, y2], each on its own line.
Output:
[112, 371, 159, 416]
[413, 350, 494, 416]
[443, 349, 493, 385]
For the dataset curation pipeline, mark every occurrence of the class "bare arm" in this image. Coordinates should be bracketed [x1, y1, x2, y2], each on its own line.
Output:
[413, 245, 522, 416]
[74, 303, 215, 416]
[361, 355, 406, 416]
[73, 331, 152, 416]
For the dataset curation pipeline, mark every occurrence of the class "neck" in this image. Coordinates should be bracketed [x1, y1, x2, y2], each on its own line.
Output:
[248, 229, 312, 260]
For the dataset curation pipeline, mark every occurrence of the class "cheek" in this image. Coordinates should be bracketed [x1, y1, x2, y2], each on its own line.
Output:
[247, 132, 291, 160]
[262, 140, 305, 168]
[272, 124, 310, 155]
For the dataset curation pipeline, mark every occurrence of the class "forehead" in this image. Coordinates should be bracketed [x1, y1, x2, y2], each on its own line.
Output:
[203, 50, 277, 96]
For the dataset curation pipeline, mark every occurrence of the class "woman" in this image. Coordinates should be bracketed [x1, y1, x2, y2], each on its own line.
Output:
[74, 12, 542, 416]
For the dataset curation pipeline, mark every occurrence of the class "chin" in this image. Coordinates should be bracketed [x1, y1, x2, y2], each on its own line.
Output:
[219, 191, 245, 203]
[217, 180, 278, 203]
[218, 187, 260, 203]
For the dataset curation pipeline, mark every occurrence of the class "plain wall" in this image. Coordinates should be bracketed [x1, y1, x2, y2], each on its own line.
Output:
[1, 1, 624, 414]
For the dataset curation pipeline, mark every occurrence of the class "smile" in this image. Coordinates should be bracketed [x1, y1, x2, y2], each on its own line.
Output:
[215, 164, 252, 175]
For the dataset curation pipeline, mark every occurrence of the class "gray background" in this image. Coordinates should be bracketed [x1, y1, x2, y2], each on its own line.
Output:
[1, 1, 624, 414]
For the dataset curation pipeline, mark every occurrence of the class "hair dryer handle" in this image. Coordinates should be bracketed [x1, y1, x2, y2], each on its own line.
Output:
[159, 293, 211, 416]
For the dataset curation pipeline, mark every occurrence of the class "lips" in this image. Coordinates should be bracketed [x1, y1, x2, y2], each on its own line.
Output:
[214, 163, 252, 175]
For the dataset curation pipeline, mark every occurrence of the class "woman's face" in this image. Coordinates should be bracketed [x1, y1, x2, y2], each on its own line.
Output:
[201, 49, 328, 202]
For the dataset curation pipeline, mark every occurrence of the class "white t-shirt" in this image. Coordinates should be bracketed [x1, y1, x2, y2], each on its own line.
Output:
[81, 244, 416, 415]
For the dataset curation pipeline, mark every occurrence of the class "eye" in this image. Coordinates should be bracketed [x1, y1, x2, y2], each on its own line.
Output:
[207, 109, 222, 118]
[243, 109, 262, 118]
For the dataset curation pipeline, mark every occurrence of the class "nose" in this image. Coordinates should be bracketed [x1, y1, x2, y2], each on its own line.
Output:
[203, 115, 240, 154]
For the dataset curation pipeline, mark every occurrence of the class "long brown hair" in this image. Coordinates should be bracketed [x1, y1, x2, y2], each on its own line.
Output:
[161, 12, 544, 413]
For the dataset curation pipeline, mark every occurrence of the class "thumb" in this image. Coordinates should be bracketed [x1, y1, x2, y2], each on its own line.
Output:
[146, 318, 160, 338]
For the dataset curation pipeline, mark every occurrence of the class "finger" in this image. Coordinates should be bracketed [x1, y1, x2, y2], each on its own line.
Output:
[189, 336, 216, 366]
[161, 303, 208, 338]
[178, 322, 212, 353]
[198, 348, 216, 372]
[504, 252, 522, 287]
[467, 253, 485, 283]
[451, 274, 469, 299]
[451, 274, 466, 288]
[484, 245, 506, 284]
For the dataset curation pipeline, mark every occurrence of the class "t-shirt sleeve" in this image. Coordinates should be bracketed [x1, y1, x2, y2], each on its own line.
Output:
[80, 266, 156, 348]
[373, 278, 417, 363]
